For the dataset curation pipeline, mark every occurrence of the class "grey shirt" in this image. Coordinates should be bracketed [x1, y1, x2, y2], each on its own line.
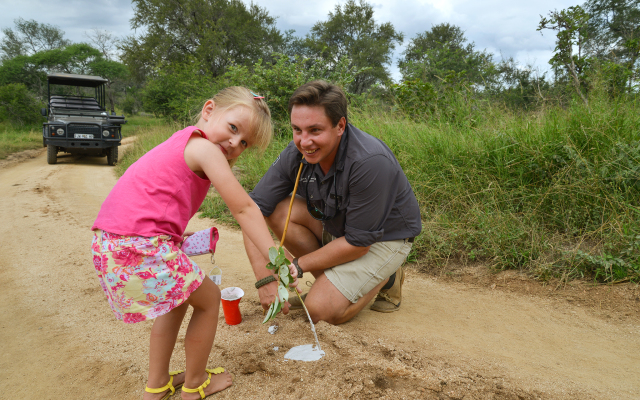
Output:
[249, 124, 422, 247]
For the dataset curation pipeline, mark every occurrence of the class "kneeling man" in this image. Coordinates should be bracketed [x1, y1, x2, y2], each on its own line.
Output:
[244, 80, 422, 325]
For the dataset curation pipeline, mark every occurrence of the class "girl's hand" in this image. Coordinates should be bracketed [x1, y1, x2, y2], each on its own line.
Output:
[179, 232, 195, 248]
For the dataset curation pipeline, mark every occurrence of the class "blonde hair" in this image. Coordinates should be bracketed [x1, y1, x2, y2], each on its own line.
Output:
[199, 87, 272, 155]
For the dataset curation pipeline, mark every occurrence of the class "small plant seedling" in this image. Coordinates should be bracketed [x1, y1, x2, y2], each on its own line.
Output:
[262, 246, 294, 323]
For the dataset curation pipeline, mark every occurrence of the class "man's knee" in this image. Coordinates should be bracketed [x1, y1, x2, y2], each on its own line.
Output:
[306, 302, 349, 325]
[304, 284, 354, 325]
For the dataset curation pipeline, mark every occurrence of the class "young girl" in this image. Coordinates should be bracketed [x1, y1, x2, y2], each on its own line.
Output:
[91, 87, 296, 400]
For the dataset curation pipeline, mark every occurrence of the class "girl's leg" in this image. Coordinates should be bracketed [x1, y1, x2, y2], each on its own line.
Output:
[144, 302, 188, 400]
[182, 277, 232, 399]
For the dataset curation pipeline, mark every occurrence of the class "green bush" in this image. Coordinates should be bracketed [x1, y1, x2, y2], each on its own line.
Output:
[221, 53, 360, 135]
[352, 91, 640, 283]
[0, 83, 43, 126]
[142, 63, 216, 123]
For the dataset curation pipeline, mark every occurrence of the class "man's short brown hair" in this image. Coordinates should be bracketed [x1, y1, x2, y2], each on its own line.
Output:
[288, 80, 347, 126]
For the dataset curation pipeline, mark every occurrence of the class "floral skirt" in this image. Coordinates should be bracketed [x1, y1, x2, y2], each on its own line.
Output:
[91, 230, 204, 323]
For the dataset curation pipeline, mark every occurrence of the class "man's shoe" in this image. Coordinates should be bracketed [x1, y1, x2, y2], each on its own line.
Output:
[288, 293, 307, 310]
[370, 266, 404, 313]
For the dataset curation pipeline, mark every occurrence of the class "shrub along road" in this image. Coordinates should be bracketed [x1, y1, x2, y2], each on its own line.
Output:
[0, 144, 638, 399]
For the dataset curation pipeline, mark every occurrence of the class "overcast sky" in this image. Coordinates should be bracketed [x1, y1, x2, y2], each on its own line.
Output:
[0, 0, 581, 81]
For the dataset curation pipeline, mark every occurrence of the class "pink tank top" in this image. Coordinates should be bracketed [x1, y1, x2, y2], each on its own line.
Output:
[92, 126, 211, 243]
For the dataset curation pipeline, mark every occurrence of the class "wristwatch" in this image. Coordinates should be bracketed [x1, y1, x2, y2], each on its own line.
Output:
[292, 258, 303, 279]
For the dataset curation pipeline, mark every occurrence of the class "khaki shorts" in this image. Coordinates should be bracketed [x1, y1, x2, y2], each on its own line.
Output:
[322, 231, 413, 303]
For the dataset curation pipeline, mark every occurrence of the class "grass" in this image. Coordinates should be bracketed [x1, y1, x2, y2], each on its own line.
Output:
[116, 120, 178, 175]
[114, 94, 640, 284]
[349, 94, 640, 283]
[121, 113, 169, 137]
[0, 124, 44, 159]
[0, 113, 164, 160]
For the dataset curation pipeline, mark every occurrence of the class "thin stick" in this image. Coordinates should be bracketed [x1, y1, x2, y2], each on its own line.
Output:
[279, 160, 313, 319]
[265, 159, 305, 317]
[280, 159, 305, 247]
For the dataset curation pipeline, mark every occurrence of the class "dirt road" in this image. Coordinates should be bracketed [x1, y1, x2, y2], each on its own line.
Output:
[1, 146, 639, 399]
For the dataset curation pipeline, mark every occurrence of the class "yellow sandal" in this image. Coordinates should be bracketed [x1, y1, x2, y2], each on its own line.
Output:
[182, 368, 225, 399]
[145, 370, 184, 400]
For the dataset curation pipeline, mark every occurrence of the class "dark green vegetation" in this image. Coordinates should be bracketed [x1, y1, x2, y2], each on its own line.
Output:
[3, 0, 640, 283]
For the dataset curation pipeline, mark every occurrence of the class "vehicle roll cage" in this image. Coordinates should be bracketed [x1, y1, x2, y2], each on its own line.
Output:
[46, 73, 108, 112]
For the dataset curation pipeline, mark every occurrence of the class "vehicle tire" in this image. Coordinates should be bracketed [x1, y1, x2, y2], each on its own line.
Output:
[107, 146, 118, 166]
[47, 145, 57, 164]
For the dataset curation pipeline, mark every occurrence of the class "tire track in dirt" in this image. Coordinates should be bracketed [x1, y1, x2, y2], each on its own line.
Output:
[0, 145, 638, 399]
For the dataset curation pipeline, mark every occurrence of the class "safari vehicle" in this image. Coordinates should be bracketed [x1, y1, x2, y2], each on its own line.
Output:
[42, 73, 126, 165]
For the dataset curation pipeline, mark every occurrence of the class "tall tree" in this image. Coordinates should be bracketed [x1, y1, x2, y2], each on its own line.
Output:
[85, 29, 119, 61]
[0, 18, 70, 60]
[398, 23, 493, 87]
[538, 6, 591, 106]
[584, 0, 640, 89]
[304, 0, 403, 94]
[0, 43, 127, 99]
[120, 0, 283, 82]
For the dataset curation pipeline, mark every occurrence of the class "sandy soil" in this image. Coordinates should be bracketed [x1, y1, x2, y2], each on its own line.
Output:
[1, 143, 639, 400]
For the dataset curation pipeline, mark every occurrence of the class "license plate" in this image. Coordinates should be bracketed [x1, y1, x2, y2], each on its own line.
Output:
[74, 134, 94, 139]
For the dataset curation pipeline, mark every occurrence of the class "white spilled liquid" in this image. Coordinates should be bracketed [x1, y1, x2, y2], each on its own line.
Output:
[284, 344, 325, 361]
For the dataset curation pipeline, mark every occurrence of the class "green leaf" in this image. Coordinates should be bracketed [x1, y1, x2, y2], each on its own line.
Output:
[263, 301, 277, 323]
[278, 283, 289, 303]
[269, 247, 278, 263]
[279, 263, 291, 283]
[262, 246, 295, 323]
[275, 253, 287, 266]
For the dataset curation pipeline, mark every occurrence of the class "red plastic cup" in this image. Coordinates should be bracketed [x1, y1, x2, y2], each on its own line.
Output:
[220, 287, 244, 325]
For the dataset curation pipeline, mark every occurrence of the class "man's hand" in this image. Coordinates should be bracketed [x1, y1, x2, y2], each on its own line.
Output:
[288, 261, 302, 292]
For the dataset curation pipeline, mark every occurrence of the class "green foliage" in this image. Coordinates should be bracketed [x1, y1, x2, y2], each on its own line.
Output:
[120, 113, 168, 138]
[0, 43, 129, 101]
[118, 90, 640, 285]
[391, 70, 484, 128]
[0, 83, 43, 126]
[142, 63, 215, 121]
[390, 79, 437, 119]
[262, 246, 294, 323]
[115, 123, 177, 176]
[490, 58, 550, 110]
[0, 55, 46, 95]
[34, 43, 103, 75]
[0, 18, 69, 60]
[198, 135, 289, 223]
[585, 0, 640, 91]
[353, 88, 640, 283]
[303, 0, 403, 94]
[198, 194, 238, 227]
[121, 0, 283, 82]
[221, 53, 359, 132]
[538, 6, 592, 105]
[398, 23, 493, 88]
[0, 125, 43, 159]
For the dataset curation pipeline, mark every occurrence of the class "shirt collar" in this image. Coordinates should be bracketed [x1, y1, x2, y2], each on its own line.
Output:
[335, 123, 350, 172]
